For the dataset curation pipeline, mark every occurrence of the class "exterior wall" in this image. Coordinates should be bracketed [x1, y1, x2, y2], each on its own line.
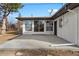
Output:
[17, 20, 23, 34]
[56, 7, 79, 45]
[22, 20, 54, 34]
[77, 6, 79, 46]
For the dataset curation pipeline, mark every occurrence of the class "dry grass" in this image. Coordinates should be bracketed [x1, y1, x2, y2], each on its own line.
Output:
[6, 31, 17, 35]
[0, 31, 17, 44]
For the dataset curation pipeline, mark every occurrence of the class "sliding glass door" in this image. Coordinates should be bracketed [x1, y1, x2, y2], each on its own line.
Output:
[24, 20, 53, 34]
[34, 20, 44, 32]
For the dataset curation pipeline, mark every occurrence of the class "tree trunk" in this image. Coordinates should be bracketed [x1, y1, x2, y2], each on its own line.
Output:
[1, 16, 7, 34]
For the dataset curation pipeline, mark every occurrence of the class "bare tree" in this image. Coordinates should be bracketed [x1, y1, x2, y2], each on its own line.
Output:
[0, 3, 24, 34]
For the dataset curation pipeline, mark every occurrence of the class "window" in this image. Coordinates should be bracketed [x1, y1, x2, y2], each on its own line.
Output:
[25, 20, 32, 31]
[46, 20, 53, 31]
[59, 18, 62, 28]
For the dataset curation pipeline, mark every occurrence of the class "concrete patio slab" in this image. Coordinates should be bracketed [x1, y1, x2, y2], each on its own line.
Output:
[0, 34, 79, 50]
[15, 34, 70, 44]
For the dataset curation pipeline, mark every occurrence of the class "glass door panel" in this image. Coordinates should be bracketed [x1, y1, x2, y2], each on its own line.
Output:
[46, 20, 53, 31]
[34, 20, 44, 32]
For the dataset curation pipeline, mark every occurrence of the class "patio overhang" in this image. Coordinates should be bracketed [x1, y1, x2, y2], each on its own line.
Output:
[16, 16, 53, 21]
[51, 3, 79, 20]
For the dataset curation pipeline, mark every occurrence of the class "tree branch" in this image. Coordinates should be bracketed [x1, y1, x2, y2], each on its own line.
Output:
[6, 8, 12, 16]
[6, 11, 11, 16]
[0, 4, 3, 8]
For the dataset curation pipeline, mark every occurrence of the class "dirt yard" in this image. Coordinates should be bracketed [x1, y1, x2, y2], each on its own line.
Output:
[0, 34, 17, 44]
[0, 49, 79, 56]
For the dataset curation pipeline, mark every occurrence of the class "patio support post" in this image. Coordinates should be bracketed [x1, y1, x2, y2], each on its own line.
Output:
[44, 20, 46, 32]
[53, 21, 54, 33]
[32, 20, 34, 32]
[23, 21, 25, 34]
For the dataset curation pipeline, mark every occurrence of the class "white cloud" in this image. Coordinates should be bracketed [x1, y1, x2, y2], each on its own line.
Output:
[51, 9, 58, 15]
[48, 9, 58, 16]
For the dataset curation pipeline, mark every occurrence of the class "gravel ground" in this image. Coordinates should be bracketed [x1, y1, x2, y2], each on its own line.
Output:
[0, 49, 79, 56]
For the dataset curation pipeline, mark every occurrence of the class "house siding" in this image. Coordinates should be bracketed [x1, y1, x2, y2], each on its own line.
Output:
[55, 7, 79, 45]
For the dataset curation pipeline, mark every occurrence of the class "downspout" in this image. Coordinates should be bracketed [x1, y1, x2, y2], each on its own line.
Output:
[74, 8, 78, 45]
[77, 8, 78, 45]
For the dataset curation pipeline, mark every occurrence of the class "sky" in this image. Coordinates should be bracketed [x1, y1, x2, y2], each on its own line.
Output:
[8, 3, 63, 24]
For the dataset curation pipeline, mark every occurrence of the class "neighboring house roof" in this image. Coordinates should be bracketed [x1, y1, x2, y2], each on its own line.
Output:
[16, 3, 79, 20]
